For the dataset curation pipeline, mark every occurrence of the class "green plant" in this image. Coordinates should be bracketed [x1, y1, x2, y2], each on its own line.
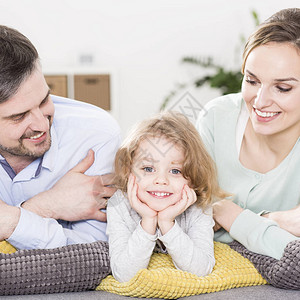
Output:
[161, 10, 259, 111]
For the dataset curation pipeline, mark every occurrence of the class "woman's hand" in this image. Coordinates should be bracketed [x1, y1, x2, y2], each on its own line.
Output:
[212, 200, 243, 232]
[127, 174, 157, 234]
[263, 205, 300, 237]
[213, 220, 222, 232]
[158, 185, 197, 235]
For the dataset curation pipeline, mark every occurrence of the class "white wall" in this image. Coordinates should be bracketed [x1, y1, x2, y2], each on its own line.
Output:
[0, 0, 299, 137]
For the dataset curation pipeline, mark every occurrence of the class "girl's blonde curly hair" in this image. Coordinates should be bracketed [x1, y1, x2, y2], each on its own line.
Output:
[114, 111, 228, 209]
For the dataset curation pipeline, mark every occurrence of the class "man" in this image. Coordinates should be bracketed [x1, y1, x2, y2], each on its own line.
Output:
[0, 25, 120, 249]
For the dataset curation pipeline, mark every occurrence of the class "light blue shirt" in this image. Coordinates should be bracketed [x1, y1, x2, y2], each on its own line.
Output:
[0, 95, 121, 250]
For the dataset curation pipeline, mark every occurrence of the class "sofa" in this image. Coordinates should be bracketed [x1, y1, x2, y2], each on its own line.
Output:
[1, 240, 300, 299]
[1, 286, 300, 300]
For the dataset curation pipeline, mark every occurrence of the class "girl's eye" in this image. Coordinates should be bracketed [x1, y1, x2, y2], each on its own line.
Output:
[170, 169, 181, 175]
[143, 166, 154, 173]
[277, 86, 292, 93]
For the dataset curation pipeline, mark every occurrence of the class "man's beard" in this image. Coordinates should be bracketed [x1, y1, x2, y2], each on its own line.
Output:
[0, 130, 52, 159]
[0, 116, 53, 160]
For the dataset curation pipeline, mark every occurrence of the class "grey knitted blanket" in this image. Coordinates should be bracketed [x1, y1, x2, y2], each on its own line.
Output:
[0, 241, 111, 296]
[229, 240, 300, 290]
[1, 240, 299, 295]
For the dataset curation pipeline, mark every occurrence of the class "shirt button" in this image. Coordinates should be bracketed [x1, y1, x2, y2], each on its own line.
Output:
[255, 174, 261, 180]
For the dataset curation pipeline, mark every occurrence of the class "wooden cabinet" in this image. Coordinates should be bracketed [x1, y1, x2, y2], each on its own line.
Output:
[44, 75, 68, 98]
[74, 74, 110, 110]
[44, 73, 111, 111]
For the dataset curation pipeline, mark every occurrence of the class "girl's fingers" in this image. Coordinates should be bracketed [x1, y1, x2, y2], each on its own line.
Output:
[182, 186, 188, 202]
[182, 185, 197, 208]
[128, 174, 137, 206]
[173, 187, 188, 212]
[127, 174, 134, 193]
[159, 186, 197, 221]
[132, 181, 138, 201]
[185, 185, 197, 203]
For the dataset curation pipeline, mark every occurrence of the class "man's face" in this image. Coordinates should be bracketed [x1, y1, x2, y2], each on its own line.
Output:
[0, 65, 54, 165]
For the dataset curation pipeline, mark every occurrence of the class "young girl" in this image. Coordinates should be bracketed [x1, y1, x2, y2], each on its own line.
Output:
[107, 111, 227, 282]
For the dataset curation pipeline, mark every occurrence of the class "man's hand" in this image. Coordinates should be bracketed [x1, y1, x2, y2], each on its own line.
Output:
[0, 200, 20, 240]
[22, 150, 116, 222]
[263, 205, 300, 237]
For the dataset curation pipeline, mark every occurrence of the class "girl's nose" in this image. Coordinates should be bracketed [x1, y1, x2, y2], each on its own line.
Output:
[154, 173, 168, 185]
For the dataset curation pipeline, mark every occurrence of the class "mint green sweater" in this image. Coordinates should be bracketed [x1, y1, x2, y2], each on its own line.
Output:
[196, 93, 300, 259]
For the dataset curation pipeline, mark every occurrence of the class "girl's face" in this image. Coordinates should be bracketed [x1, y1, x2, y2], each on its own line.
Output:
[242, 42, 300, 138]
[132, 136, 189, 211]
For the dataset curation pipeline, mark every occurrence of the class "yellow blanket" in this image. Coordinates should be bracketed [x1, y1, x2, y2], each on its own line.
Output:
[0, 241, 16, 254]
[0, 241, 267, 298]
[97, 242, 267, 298]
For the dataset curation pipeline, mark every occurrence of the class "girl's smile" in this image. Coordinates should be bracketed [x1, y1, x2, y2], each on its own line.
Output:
[147, 191, 173, 198]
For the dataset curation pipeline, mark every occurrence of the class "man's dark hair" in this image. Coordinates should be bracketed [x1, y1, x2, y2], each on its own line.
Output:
[0, 25, 39, 103]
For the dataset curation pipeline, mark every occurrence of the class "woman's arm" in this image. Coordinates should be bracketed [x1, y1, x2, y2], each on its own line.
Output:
[213, 200, 299, 260]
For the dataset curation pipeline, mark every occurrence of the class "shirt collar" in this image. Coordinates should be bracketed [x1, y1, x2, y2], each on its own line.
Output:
[0, 158, 16, 180]
[41, 124, 58, 172]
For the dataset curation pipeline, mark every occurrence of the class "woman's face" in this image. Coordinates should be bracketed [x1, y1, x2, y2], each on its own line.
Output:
[242, 42, 300, 138]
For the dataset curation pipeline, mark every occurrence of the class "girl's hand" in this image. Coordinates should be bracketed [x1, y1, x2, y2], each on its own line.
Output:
[158, 185, 197, 235]
[127, 174, 157, 234]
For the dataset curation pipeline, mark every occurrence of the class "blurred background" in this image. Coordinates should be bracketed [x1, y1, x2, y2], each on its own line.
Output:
[0, 0, 299, 137]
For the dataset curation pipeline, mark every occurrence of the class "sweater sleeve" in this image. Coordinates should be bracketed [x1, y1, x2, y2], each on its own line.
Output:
[230, 209, 298, 260]
[159, 205, 215, 277]
[106, 191, 157, 282]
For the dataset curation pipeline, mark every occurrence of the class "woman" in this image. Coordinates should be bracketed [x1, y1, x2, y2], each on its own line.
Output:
[196, 8, 300, 260]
